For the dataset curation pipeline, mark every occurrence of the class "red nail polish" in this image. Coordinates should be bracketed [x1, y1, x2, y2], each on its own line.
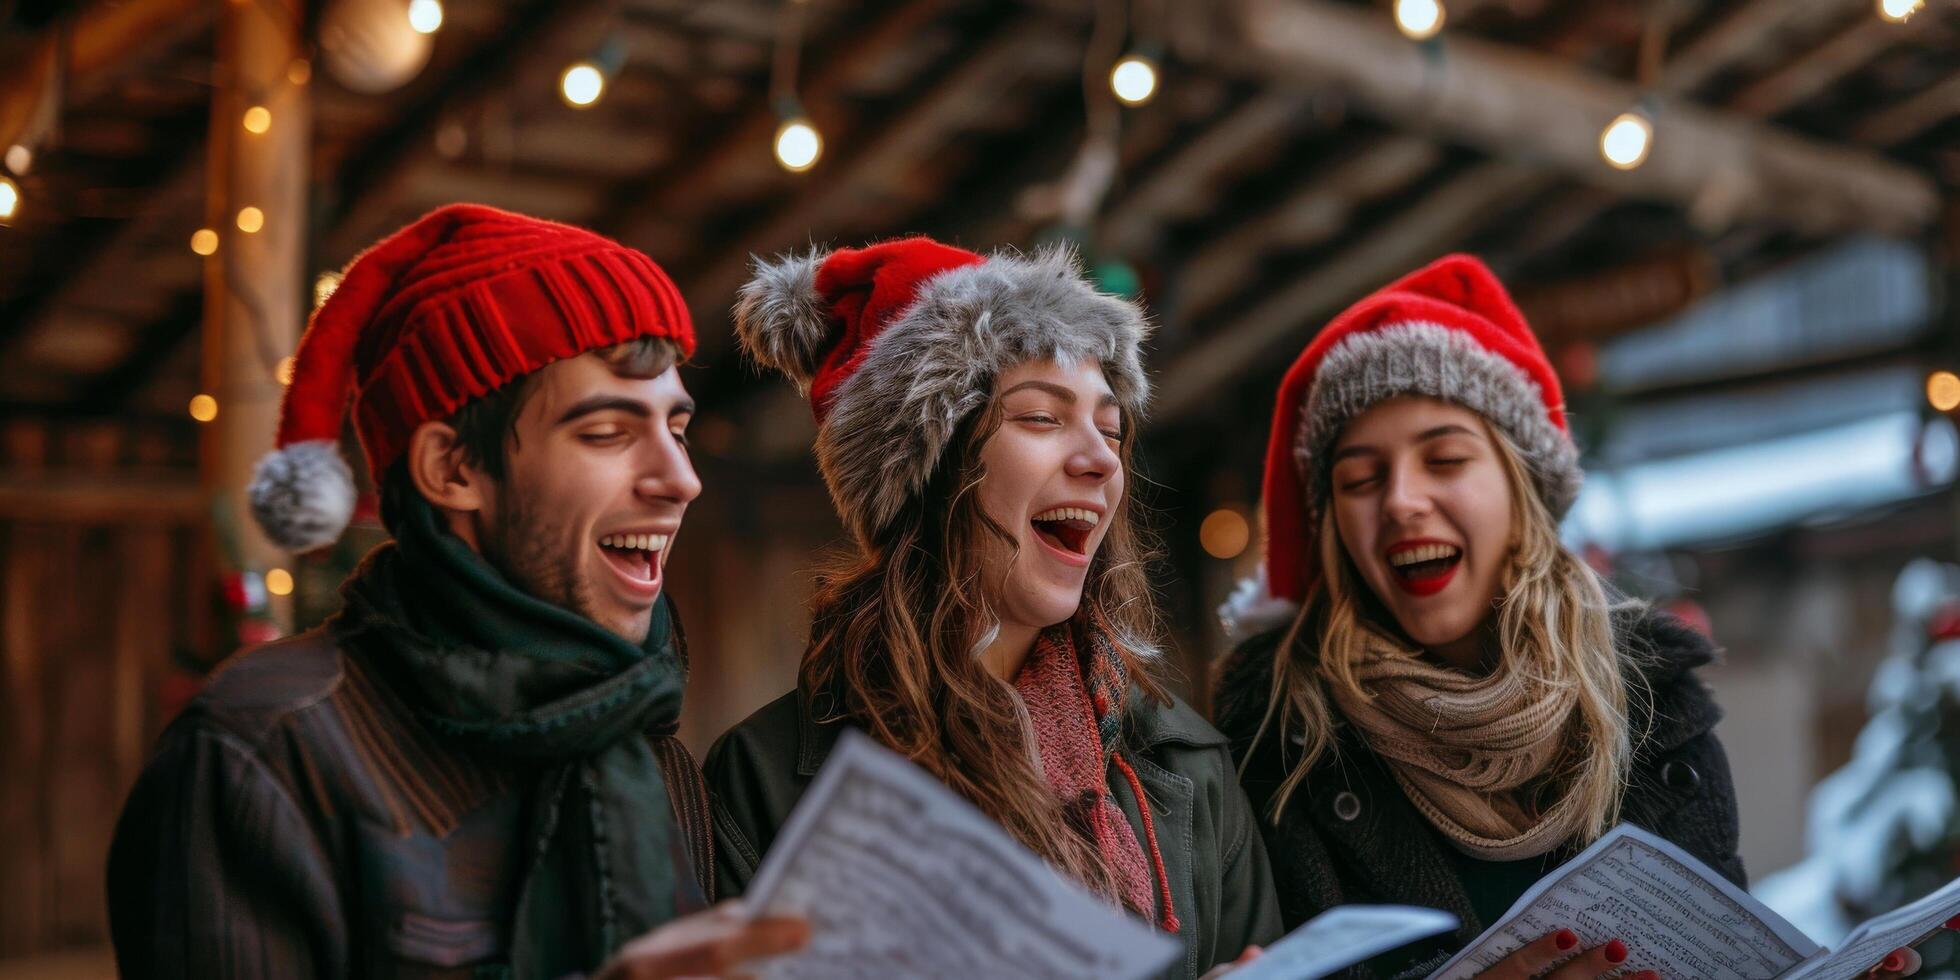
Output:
[1883, 952, 1905, 972]
[1946, 913, 1960, 930]
[1554, 929, 1578, 951]
[1604, 939, 1628, 964]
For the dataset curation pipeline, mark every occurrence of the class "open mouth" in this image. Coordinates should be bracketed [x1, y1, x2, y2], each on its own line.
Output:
[598, 532, 668, 591]
[1386, 541, 1461, 595]
[1030, 506, 1099, 560]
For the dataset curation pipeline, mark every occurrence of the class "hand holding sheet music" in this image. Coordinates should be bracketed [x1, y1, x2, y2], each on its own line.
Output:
[1430, 824, 1960, 980]
[740, 730, 1182, 980]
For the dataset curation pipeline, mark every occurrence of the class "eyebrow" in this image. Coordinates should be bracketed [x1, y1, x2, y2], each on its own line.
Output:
[1331, 423, 1479, 461]
[553, 395, 695, 426]
[999, 380, 1119, 409]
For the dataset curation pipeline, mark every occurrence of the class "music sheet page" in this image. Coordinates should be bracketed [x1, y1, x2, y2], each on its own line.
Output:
[1785, 876, 1960, 980]
[743, 730, 1183, 980]
[1430, 825, 1821, 979]
[1232, 905, 1458, 980]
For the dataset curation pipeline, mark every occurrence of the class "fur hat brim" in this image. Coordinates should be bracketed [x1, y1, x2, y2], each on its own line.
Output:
[742, 244, 1153, 545]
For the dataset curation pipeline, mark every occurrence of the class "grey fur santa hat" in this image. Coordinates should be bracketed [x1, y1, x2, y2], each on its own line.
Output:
[734, 235, 1151, 546]
[1219, 253, 1582, 637]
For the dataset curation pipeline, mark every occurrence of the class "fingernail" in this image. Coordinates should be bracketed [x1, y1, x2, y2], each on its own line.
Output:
[1884, 952, 1905, 972]
[1555, 929, 1578, 951]
[1604, 939, 1628, 964]
[1946, 913, 1960, 930]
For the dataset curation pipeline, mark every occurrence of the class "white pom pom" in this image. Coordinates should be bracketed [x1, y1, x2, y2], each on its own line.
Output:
[1217, 566, 1302, 641]
[249, 440, 357, 552]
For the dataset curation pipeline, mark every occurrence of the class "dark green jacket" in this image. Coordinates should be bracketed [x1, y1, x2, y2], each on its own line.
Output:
[704, 686, 1284, 979]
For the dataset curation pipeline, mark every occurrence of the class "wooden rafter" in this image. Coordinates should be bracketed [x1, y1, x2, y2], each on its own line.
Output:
[1233, 0, 1938, 235]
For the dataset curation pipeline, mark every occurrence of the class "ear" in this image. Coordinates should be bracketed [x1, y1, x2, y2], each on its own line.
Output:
[404, 420, 490, 516]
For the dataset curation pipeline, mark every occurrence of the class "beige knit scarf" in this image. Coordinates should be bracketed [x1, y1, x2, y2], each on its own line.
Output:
[1329, 627, 1585, 861]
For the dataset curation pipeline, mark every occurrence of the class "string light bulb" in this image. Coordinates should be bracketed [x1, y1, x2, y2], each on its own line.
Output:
[407, 0, 443, 34]
[1110, 54, 1158, 107]
[314, 270, 344, 309]
[242, 105, 272, 134]
[1877, 0, 1923, 22]
[1200, 508, 1251, 560]
[1600, 110, 1654, 170]
[560, 61, 606, 108]
[0, 175, 17, 223]
[1394, 0, 1446, 40]
[190, 228, 219, 255]
[1929, 370, 1960, 413]
[188, 393, 219, 423]
[4, 143, 30, 175]
[774, 116, 822, 172]
[265, 568, 295, 596]
[236, 206, 265, 233]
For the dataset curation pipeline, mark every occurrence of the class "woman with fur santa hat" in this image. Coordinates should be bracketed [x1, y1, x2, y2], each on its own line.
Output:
[706, 236, 1280, 977]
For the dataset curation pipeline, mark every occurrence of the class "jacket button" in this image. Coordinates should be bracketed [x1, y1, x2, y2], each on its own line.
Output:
[1662, 760, 1700, 792]
[1333, 791, 1362, 822]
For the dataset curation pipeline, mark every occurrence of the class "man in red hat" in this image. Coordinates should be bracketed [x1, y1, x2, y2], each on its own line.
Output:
[106, 204, 808, 979]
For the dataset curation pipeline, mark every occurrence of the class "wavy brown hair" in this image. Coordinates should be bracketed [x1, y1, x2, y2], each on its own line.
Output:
[800, 395, 1168, 903]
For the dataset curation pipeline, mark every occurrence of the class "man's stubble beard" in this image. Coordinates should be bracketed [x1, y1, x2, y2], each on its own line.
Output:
[482, 477, 651, 644]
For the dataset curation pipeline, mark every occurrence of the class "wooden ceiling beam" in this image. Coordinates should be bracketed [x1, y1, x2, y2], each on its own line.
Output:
[0, 0, 210, 153]
[604, 0, 959, 259]
[675, 15, 1082, 357]
[1233, 0, 1938, 235]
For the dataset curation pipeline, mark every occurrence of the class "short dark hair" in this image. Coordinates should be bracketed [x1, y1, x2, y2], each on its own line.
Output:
[379, 335, 685, 532]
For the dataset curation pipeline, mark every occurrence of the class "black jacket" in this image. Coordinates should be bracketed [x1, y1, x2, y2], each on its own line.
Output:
[1213, 608, 1744, 979]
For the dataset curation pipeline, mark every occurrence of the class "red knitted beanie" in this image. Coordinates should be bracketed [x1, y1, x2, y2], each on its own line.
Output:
[248, 203, 695, 551]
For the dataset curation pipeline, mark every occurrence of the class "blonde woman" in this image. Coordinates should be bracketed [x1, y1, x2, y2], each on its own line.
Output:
[1212, 255, 1731, 980]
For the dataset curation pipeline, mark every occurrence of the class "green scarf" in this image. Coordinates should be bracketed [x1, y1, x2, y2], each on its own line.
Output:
[335, 495, 700, 979]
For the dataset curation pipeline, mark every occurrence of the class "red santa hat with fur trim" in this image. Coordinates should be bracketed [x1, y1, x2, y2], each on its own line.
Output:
[248, 203, 694, 552]
[732, 236, 1152, 547]
[1219, 253, 1582, 637]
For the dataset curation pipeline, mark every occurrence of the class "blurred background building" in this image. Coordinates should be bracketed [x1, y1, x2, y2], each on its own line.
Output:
[1, 0, 1958, 973]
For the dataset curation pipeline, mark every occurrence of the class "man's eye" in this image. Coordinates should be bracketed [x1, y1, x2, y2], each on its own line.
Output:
[579, 430, 627, 444]
[671, 429, 691, 449]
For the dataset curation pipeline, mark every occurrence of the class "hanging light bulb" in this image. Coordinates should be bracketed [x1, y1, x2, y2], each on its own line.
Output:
[774, 116, 822, 172]
[1600, 110, 1654, 170]
[236, 206, 265, 233]
[1110, 54, 1158, 107]
[0, 175, 17, 223]
[407, 0, 443, 34]
[4, 143, 31, 175]
[188, 393, 219, 423]
[191, 228, 220, 255]
[1877, 0, 1923, 22]
[1929, 370, 1960, 413]
[1394, 0, 1446, 40]
[560, 61, 606, 108]
[242, 105, 272, 134]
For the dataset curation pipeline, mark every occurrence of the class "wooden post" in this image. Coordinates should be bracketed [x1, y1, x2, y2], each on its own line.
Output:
[200, 0, 309, 630]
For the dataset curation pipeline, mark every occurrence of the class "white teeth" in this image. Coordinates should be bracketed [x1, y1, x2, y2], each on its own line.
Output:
[601, 533, 671, 552]
[1389, 543, 1460, 567]
[1031, 507, 1101, 526]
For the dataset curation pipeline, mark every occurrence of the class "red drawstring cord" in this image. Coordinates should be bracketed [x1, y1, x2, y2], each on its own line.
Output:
[1113, 752, 1180, 934]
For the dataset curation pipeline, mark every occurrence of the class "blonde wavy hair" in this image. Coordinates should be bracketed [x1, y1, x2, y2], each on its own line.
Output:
[1249, 419, 1640, 844]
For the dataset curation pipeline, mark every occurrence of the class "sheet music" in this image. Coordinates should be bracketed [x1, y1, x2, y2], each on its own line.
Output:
[743, 729, 1183, 980]
[1232, 905, 1458, 980]
[1785, 876, 1960, 980]
[1430, 825, 1821, 980]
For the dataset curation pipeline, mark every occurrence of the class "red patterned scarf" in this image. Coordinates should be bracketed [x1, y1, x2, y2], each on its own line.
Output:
[1014, 622, 1178, 931]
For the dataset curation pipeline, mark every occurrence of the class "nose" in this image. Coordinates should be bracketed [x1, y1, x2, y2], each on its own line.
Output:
[1065, 425, 1120, 486]
[636, 430, 702, 505]
[1381, 463, 1432, 526]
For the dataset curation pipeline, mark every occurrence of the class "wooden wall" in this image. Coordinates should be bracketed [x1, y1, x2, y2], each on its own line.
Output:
[0, 415, 204, 960]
